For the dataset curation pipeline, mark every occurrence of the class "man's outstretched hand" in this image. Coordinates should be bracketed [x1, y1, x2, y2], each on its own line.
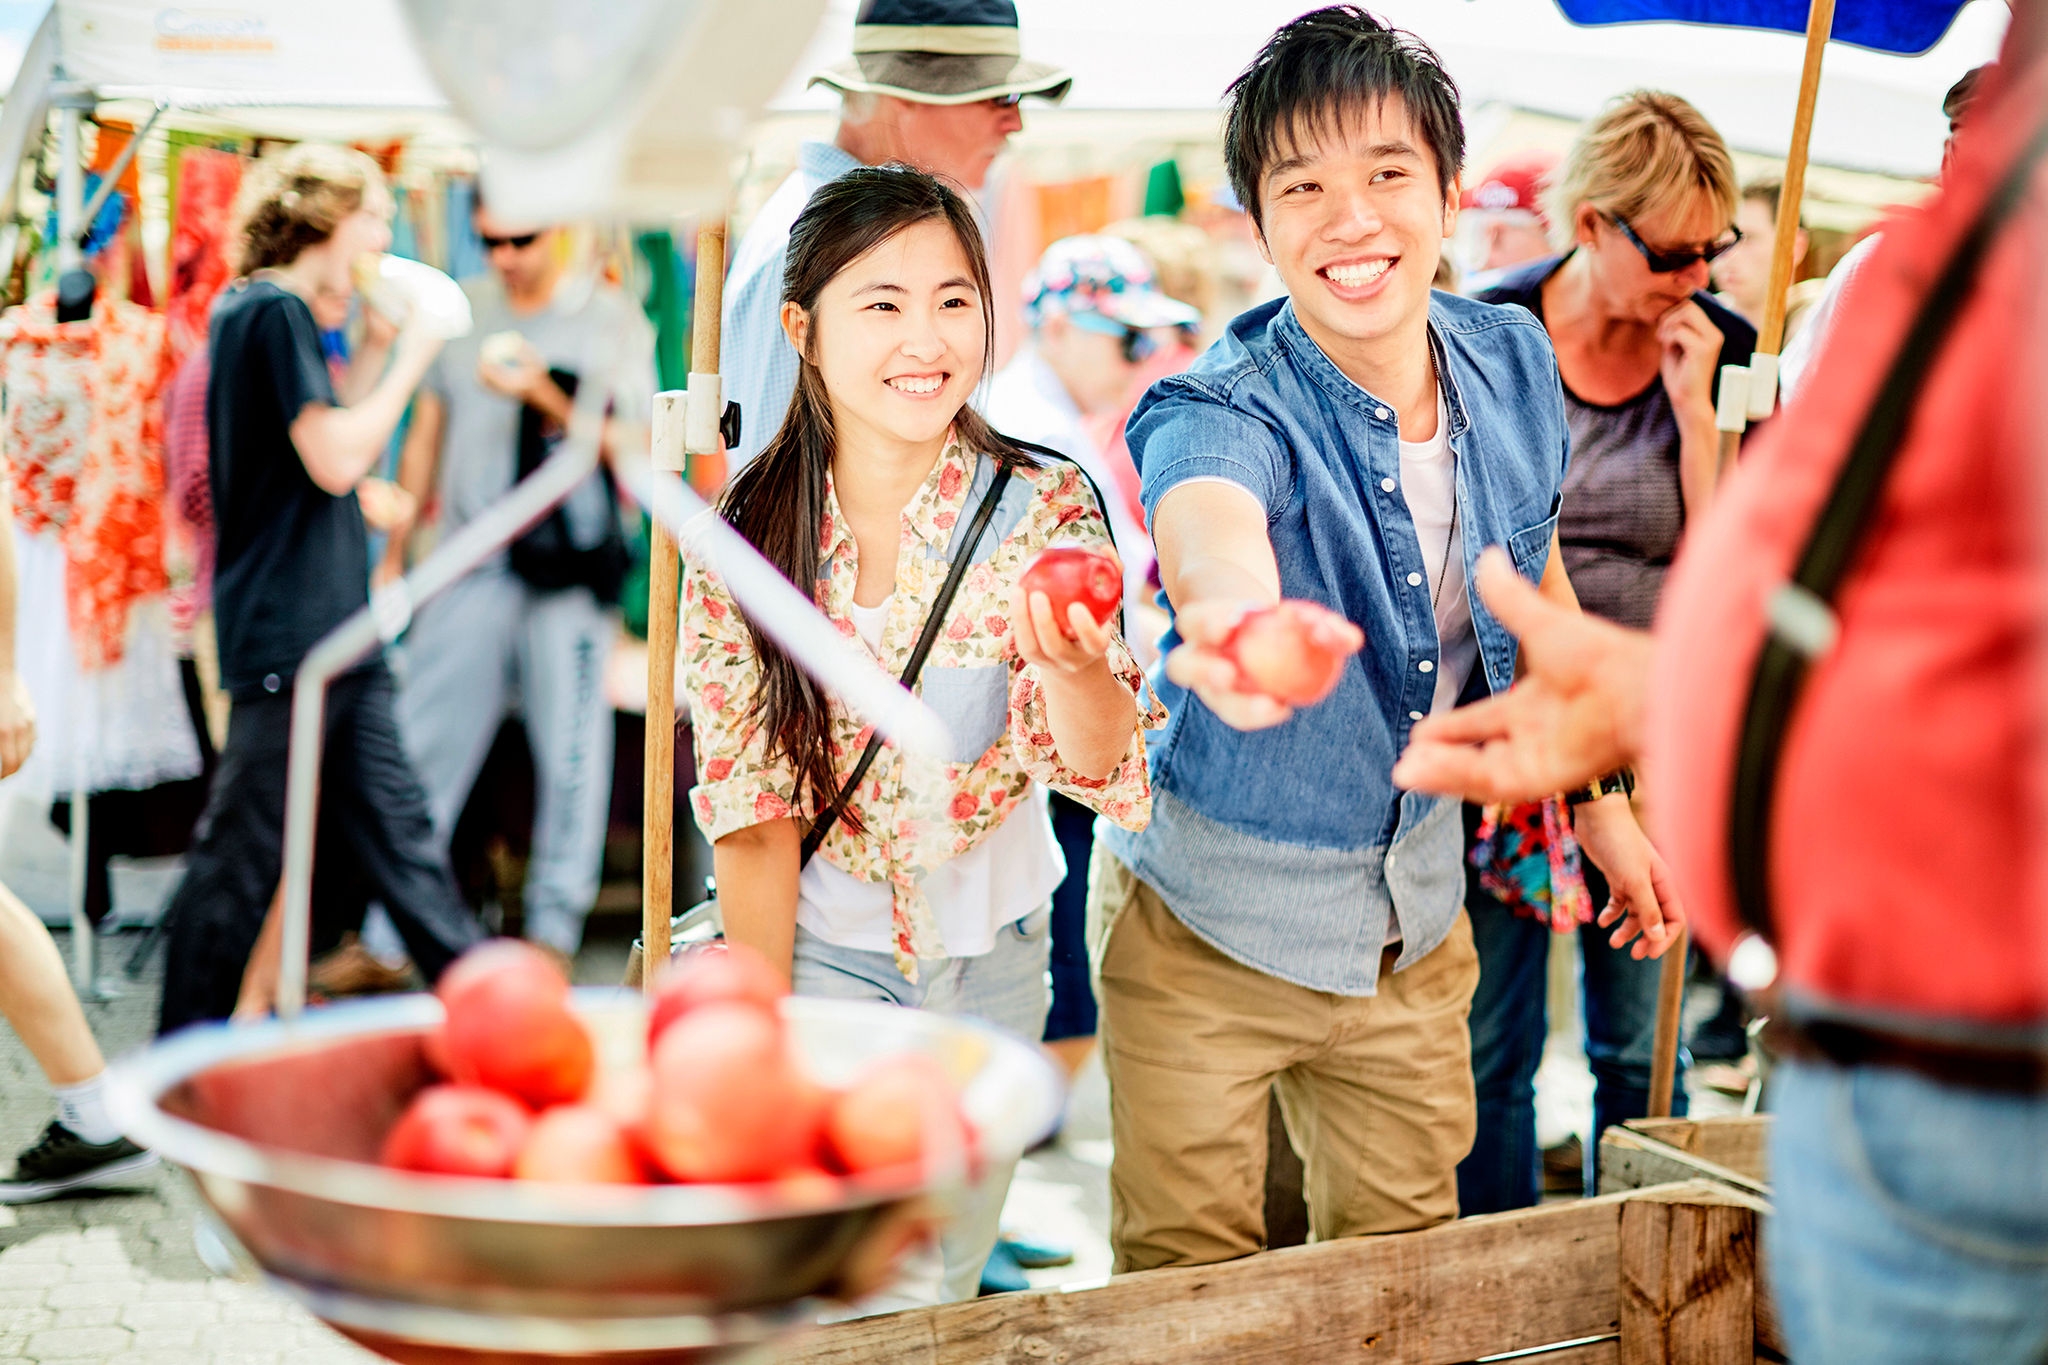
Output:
[1392, 549, 1654, 805]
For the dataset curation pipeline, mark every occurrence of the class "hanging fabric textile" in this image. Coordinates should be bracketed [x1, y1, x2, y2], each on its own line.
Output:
[165, 148, 243, 363]
[1, 292, 173, 670]
[616, 229, 693, 641]
[47, 172, 128, 260]
[2, 293, 199, 798]
[634, 229, 691, 390]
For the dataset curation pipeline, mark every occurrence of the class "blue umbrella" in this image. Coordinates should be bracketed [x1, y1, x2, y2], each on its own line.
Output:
[1555, 0, 1970, 56]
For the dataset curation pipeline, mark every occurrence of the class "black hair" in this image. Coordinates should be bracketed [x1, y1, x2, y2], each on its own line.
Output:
[1945, 64, 1989, 130]
[1223, 6, 1465, 232]
[717, 164, 1037, 830]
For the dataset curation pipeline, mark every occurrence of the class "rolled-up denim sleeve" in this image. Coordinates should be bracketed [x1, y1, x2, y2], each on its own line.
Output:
[1127, 380, 1287, 527]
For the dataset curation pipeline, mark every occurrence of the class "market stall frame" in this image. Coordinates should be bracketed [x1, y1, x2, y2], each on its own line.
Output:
[778, 1178, 1780, 1365]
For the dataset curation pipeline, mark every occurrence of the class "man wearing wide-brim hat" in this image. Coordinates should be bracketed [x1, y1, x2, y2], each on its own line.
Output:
[721, 0, 1070, 472]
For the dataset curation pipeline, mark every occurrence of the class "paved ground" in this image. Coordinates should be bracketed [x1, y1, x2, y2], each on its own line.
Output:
[0, 928, 387, 1365]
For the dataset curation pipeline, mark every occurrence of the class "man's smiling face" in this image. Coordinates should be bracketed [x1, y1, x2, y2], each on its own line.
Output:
[1255, 92, 1457, 367]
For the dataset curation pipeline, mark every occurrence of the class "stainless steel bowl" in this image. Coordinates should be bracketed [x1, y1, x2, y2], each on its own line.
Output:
[108, 991, 1063, 1358]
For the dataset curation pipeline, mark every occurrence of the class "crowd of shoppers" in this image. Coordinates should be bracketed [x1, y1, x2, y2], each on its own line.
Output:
[2, 2, 2040, 1359]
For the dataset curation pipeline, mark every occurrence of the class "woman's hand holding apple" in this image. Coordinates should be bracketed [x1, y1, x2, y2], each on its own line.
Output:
[1013, 545, 1122, 678]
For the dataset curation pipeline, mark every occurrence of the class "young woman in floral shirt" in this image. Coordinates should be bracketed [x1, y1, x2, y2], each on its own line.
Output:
[679, 166, 1161, 1306]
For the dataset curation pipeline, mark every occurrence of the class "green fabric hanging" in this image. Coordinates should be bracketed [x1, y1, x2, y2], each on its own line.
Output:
[1142, 159, 1186, 218]
[620, 231, 696, 639]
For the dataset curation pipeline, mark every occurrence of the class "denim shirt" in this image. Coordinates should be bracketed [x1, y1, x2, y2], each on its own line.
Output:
[1098, 292, 1570, 994]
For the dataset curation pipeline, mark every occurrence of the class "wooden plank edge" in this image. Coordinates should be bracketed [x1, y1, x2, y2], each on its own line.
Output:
[1621, 1115, 1771, 1183]
[781, 1183, 1743, 1365]
[1598, 1128, 1774, 1202]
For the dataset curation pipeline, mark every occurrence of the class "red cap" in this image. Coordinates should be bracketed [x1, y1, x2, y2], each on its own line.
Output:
[1460, 150, 1561, 226]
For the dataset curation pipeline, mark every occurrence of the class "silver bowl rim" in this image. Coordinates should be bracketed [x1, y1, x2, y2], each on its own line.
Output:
[107, 990, 1064, 1228]
[268, 1275, 820, 1350]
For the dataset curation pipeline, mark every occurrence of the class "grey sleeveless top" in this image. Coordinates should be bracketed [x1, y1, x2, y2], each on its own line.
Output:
[1556, 382, 1682, 632]
[1475, 254, 1757, 632]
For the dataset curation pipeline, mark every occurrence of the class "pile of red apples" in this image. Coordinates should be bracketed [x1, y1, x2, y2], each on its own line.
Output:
[379, 941, 971, 1190]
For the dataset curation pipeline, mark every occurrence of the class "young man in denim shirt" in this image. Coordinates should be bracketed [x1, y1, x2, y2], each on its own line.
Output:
[1089, 6, 1683, 1272]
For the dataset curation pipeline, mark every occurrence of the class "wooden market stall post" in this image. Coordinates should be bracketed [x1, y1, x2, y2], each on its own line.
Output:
[642, 219, 727, 993]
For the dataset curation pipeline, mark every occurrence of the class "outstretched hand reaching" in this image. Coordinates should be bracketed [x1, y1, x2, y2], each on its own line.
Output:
[1391, 548, 1654, 805]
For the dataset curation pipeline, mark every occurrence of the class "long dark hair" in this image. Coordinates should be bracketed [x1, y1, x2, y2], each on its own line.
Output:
[718, 164, 1037, 832]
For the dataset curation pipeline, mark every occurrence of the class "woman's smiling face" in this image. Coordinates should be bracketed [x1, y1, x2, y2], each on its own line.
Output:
[785, 217, 988, 453]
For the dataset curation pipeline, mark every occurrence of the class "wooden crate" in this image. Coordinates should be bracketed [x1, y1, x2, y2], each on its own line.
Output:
[1599, 1117, 1783, 1362]
[1598, 1117, 1771, 1200]
[779, 1180, 1772, 1365]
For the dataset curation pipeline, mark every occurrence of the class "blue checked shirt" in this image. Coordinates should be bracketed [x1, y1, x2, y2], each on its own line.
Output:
[721, 141, 864, 471]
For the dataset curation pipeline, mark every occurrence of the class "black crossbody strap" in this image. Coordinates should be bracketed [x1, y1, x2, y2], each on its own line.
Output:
[1730, 113, 2048, 940]
[799, 459, 1013, 868]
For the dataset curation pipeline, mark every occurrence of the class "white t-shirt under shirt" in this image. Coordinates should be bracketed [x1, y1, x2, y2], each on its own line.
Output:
[1400, 385, 1478, 715]
[793, 596, 1065, 958]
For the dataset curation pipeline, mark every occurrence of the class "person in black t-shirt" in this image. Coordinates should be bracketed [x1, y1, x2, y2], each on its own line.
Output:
[156, 144, 485, 1034]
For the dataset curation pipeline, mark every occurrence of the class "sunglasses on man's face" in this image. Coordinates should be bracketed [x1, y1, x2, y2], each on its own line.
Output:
[482, 231, 540, 252]
[1604, 212, 1742, 273]
[1071, 311, 1158, 364]
[986, 93, 1025, 109]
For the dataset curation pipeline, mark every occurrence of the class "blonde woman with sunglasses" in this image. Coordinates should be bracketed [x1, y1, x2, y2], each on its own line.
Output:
[1459, 91, 1755, 1215]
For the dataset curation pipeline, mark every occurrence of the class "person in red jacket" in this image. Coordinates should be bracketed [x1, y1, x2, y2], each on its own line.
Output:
[1392, 18, 2048, 1363]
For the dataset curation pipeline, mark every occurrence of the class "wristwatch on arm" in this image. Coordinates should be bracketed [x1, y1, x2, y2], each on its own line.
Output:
[1564, 768, 1635, 806]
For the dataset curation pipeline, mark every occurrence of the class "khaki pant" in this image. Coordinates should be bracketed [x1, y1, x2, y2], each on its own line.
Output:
[1089, 852, 1480, 1273]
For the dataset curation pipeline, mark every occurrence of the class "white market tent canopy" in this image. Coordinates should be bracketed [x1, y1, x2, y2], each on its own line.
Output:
[771, 0, 2008, 181]
[0, 0, 829, 223]
[36, 0, 447, 109]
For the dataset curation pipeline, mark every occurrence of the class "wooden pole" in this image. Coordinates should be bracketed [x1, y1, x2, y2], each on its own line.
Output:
[1647, 924, 1689, 1118]
[1753, 0, 1836, 418]
[642, 392, 683, 993]
[641, 219, 728, 995]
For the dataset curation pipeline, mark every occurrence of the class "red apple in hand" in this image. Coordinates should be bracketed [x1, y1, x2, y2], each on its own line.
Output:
[514, 1104, 645, 1184]
[1019, 546, 1121, 639]
[823, 1053, 971, 1175]
[647, 941, 787, 1047]
[381, 1085, 533, 1178]
[644, 1003, 824, 1182]
[437, 941, 594, 1108]
[1223, 601, 1358, 707]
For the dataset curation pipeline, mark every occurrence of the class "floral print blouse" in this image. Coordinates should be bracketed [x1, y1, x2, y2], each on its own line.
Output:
[682, 439, 1165, 978]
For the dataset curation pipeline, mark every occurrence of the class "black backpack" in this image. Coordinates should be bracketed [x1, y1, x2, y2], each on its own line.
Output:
[507, 367, 630, 604]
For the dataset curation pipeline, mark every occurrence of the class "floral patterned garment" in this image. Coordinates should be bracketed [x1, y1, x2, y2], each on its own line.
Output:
[1470, 797, 1593, 933]
[0, 293, 172, 671]
[683, 439, 1166, 979]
